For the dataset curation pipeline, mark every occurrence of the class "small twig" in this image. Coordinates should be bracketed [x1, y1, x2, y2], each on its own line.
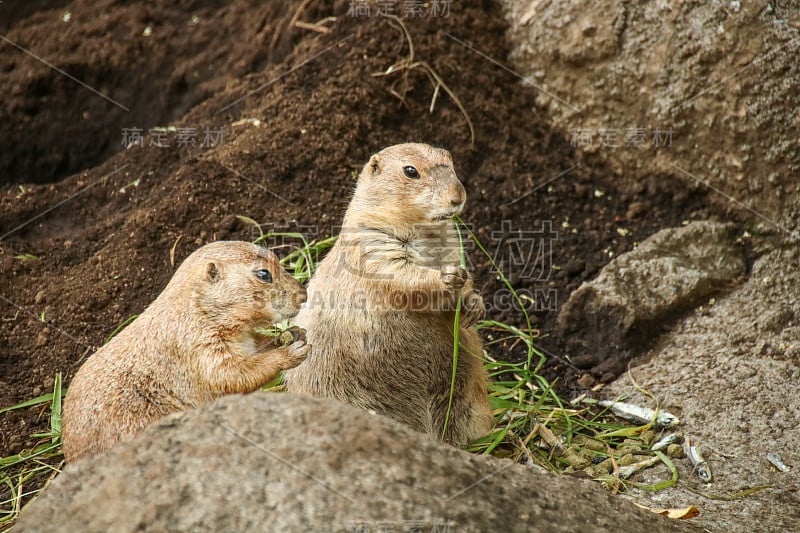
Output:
[287, 0, 314, 34]
[270, 0, 314, 54]
[294, 20, 330, 34]
[169, 234, 182, 267]
[373, 15, 475, 145]
[606, 443, 621, 495]
[429, 82, 441, 113]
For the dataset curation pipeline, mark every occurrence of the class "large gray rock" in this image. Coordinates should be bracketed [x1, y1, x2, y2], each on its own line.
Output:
[503, 0, 800, 239]
[17, 394, 690, 532]
[557, 221, 745, 354]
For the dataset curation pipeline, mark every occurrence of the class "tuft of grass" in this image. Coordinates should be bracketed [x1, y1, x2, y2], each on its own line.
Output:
[237, 215, 337, 283]
[452, 217, 684, 491]
[0, 374, 64, 527]
[440, 220, 467, 440]
[269, 233, 337, 283]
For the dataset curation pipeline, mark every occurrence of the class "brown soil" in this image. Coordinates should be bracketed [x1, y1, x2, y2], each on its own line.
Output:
[0, 0, 733, 517]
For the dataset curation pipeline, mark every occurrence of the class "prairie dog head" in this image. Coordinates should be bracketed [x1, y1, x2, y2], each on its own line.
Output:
[184, 241, 307, 329]
[348, 143, 466, 229]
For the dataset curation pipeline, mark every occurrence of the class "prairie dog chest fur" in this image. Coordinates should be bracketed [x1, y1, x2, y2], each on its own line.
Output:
[323, 144, 466, 305]
[286, 143, 494, 446]
[396, 224, 461, 268]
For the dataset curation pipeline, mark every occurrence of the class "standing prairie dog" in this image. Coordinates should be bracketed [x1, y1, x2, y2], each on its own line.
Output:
[285, 143, 494, 445]
[62, 241, 310, 461]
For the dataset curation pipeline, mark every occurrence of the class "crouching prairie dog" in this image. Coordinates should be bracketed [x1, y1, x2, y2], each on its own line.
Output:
[285, 143, 494, 446]
[62, 241, 309, 461]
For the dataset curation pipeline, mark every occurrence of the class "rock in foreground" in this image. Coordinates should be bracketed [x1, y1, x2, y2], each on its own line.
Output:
[18, 394, 690, 532]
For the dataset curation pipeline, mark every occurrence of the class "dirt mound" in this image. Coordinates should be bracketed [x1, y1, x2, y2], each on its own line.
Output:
[0, 0, 304, 185]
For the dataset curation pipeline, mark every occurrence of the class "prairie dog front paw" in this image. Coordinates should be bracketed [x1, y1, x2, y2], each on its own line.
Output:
[281, 336, 311, 369]
[440, 265, 468, 292]
[460, 290, 485, 328]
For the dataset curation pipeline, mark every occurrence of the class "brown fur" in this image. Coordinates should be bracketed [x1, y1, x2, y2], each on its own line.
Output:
[285, 143, 494, 445]
[62, 241, 309, 461]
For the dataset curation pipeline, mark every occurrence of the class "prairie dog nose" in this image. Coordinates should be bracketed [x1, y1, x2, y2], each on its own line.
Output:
[449, 181, 466, 207]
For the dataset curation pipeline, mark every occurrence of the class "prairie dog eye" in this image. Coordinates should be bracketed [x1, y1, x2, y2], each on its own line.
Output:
[253, 269, 273, 283]
[403, 165, 419, 179]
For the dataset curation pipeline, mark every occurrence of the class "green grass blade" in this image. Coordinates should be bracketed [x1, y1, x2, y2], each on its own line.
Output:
[0, 392, 62, 416]
[49, 373, 62, 443]
[441, 219, 467, 441]
[105, 314, 138, 344]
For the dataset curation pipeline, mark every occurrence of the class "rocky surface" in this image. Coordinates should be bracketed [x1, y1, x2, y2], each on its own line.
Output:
[503, 0, 800, 240]
[601, 238, 800, 532]
[16, 393, 692, 533]
[504, 6, 800, 529]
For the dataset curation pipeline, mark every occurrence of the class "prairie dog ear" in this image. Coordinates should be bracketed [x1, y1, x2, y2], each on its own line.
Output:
[205, 261, 220, 282]
[367, 154, 382, 176]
